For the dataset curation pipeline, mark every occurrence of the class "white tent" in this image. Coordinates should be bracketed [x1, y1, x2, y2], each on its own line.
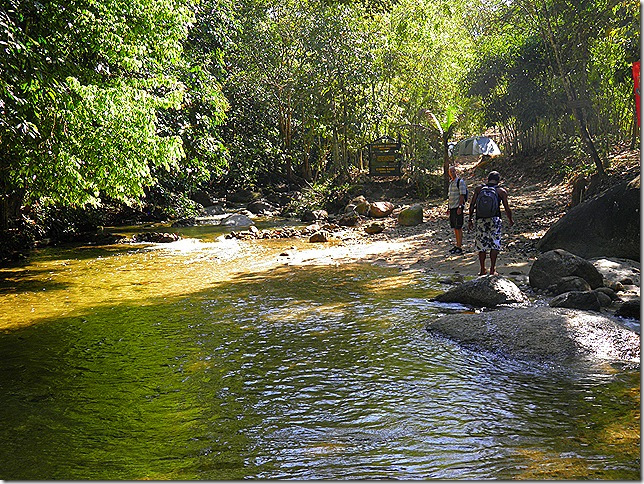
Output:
[453, 136, 501, 157]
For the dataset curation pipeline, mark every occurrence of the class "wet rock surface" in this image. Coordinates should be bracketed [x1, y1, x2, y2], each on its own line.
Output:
[433, 275, 529, 307]
[426, 307, 640, 364]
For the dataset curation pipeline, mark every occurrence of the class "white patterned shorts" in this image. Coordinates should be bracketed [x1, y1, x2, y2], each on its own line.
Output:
[475, 217, 503, 252]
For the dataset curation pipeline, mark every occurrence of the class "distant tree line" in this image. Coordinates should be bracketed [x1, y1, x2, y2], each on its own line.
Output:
[1, 0, 639, 229]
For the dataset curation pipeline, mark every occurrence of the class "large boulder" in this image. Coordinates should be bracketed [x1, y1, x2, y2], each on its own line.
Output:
[549, 276, 591, 295]
[426, 307, 640, 363]
[537, 177, 640, 260]
[247, 199, 276, 215]
[301, 209, 328, 222]
[433, 275, 529, 308]
[529, 249, 603, 290]
[398, 204, 423, 226]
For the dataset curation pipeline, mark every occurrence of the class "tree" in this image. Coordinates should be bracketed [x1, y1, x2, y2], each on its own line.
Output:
[467, 0, 638, 171]
[425, 107, 458, 196]
[0, 0, 196, 229]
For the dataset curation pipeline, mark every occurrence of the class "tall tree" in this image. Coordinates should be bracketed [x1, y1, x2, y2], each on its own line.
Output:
[0, 0, 196, 228]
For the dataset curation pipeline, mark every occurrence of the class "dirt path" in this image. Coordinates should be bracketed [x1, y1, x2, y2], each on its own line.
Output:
[279, 149, 638, 278]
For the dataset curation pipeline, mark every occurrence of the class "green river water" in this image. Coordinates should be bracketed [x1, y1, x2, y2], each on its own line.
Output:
[0, 222, 640, 480]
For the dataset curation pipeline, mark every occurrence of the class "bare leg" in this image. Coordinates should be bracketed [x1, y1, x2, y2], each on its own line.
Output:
[478, 251, 487, 275]
[455, 228, 463, 248]
[489, 249, 499, 275]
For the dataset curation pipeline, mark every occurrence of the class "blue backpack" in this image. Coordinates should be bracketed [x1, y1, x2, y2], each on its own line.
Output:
[476, 185, 500, 218]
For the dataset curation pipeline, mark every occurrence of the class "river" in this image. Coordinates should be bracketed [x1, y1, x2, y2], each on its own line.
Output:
[0, 222, 639, 479]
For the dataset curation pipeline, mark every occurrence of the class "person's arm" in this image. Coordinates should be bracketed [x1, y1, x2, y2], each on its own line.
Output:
[498, 187, 514, 227]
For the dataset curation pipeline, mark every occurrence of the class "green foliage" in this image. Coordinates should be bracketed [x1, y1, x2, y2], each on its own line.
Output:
[1, 0, 638, 234]
[1, 0, 231, 225]
[466, 0, 638, 162]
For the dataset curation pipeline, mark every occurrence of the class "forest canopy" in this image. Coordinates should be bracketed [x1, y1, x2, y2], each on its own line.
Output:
[0, 0, 639, 228]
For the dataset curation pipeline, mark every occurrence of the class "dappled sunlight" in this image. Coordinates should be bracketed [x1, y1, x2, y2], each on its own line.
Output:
[362, 272, 418, 295]
[0, 234, 639, 480]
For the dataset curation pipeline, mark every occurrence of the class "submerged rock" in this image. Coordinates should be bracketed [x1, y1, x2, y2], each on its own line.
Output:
[426, 307, 640, 363]
[433, 275, 529, 308]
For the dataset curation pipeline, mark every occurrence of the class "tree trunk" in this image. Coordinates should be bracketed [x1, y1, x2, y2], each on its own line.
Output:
[442, 133, 450, 197]
[530, 0, 605, 176]
[631, 104, 639, 150]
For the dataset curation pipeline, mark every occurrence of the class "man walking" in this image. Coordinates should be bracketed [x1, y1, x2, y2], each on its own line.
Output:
[468, 170, 514, 275]
[447, 165, 467, 255]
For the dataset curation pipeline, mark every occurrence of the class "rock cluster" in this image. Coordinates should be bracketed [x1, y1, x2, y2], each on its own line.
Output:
[131, 232, 181, 243]
[428, 249, 640, 364]
[528, 249, 640, 317]
[224, 223, 341, 242]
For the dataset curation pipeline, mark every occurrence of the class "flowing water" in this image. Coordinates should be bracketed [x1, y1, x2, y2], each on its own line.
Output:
[0, 222, 640, 480]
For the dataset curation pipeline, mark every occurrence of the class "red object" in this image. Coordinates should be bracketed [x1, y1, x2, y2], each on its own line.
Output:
[633, 61, 640, 127]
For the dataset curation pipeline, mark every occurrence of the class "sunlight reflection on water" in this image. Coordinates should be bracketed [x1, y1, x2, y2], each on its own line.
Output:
[0, 233, 639, 480]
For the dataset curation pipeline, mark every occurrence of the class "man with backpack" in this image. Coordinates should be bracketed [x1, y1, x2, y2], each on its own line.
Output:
[467, 170, 514, 275]
[447, 165, 468, 255]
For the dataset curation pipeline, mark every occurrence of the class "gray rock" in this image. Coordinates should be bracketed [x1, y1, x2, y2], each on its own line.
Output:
[220, 214, 254, 227]
[227, 189, 260, 204]
[433, 275, 529, 308]
[615, 299, 640, 319]
[338, 210, 359, 227]
[247, 199, 276, 215]
[592, 290, 613, 308]
[426, 307, 640, 363]
[549, 291, 601, 311]
[301, 209, 328, 222]
[398, 204, 423, 226]
[594, 286, 619, 301]
[529, 249, 603, 290]
[189, 189, 214, 207]
[204, 204, 225, 215]
[171, 217, 197, 228]
[548, 276, 591, 295]
[537, 177, 640, 260]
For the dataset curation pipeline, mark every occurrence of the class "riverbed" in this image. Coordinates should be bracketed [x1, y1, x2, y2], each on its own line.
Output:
[0, 223, 639, 479]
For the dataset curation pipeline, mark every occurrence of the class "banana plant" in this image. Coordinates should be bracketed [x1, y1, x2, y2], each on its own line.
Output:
[426, 106, 458, 197]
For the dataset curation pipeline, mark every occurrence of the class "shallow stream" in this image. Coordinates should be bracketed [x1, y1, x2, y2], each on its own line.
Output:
[0, 222, 639, 479]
